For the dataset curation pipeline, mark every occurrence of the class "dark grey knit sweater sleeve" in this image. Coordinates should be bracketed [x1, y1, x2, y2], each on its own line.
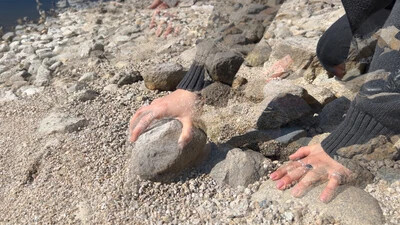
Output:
[322, 73, 400, 156]
[176, 39, 243, 92]
[341, 0, 395, 35]
[176, 40, 218, 92]
[322, 0, 400, 156]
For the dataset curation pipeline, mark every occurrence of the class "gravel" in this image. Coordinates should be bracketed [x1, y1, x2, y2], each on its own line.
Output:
[0, 0, 398, 224]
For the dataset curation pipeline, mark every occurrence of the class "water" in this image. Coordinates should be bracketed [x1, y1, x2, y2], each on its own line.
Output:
[0, 0, 101, 32]
[0, 0, 58, 31]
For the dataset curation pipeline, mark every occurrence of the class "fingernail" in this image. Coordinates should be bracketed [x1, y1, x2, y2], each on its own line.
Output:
[277, 181, 284, 189]
[320, 196, 328, 203]
[270, 173, 277, 180]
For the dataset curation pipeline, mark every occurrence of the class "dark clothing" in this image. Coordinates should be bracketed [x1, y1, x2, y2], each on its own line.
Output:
[176, 63, 209, 91]
[316, 8, 391, 74]
[178, 0, 400, 157]
[322, 0, 400, 156]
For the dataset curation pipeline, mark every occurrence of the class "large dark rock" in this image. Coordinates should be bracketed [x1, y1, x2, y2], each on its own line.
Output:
[143, 63, 185, 91]
[205, 51, 244, 86]
[128, 119, 208, 182]
[223, 34, 249, 46]
[257, 93, 312, 129]
[243, 23, 266, 43]
[319, 97, 351, 132]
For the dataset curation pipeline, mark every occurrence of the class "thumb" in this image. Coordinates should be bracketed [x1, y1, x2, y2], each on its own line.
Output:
[178, 118, 193, 149]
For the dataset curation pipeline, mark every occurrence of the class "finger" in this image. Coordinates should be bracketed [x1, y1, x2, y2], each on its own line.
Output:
[270, 161, 300, 181]
[156, 21, 165, 37]
[129, 112, 156, 142]
[129, 107, 146, 130]
[291, 170, 323, 198]
[164, 22, 173, 38]
[149, 9, 160, 28]
[177, 118, 193, 149]
[289, 146, 311, 161]
[320, 177, 340, 203]
[276, 166, 308, 190]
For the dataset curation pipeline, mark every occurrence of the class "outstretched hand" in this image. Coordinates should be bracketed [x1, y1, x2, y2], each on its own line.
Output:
[129, 89, 200, 148]
[270, 144, 353, 203]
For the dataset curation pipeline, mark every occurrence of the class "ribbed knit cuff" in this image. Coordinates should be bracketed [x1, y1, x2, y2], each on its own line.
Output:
[321, 105, 393, 157]
[176, 62, 212, 92]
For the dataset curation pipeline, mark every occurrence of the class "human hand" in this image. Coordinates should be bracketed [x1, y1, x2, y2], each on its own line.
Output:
[129, 89, 200, 148]
[270, 144, 353, 203]
[148, 0, 179, 38]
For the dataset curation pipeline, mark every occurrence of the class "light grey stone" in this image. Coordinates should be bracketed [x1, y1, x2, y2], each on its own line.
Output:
[28, 60, 43, 77]
[300, 83, 336, 106]
[116, 71, 143, 87]
[38, 112, 88, 135]
[20, 86, 43, 96]
[79, 72, 97, 82]
[74, 90, 99, 102]
[67, 82, 88, 94]
[263, 79, 306, 99]
[2, 32, 15, 41]
[210, 148, 268, 187]
[226, 199, 249, 218]
[128, 119, 208, 182]
[0, 88, 18, 102]
[252, 180, 384, 225]
[34, 65, 52, 86]
[275, 128, 307, 145]
[0, 43, 9, 53]
[49, 61, 62, 71]
[103, 84, 119, 93]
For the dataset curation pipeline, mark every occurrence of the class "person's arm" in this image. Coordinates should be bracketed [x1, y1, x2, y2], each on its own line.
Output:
[129, 39, 242, 146]
[341, 0, 394, 35]
[176, 61, 209, 91]
[270, 0, 400, 202]
[322, 0, 400, 155]
[322, 72, 400, 156]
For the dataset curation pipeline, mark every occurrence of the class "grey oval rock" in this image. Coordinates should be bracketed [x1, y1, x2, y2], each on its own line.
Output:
[252, 180, 384, 225]
[128, 119, 208, 182]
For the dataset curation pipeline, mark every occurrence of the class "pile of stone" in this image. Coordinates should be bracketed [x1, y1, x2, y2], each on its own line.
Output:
[1, 0, 399, 224]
